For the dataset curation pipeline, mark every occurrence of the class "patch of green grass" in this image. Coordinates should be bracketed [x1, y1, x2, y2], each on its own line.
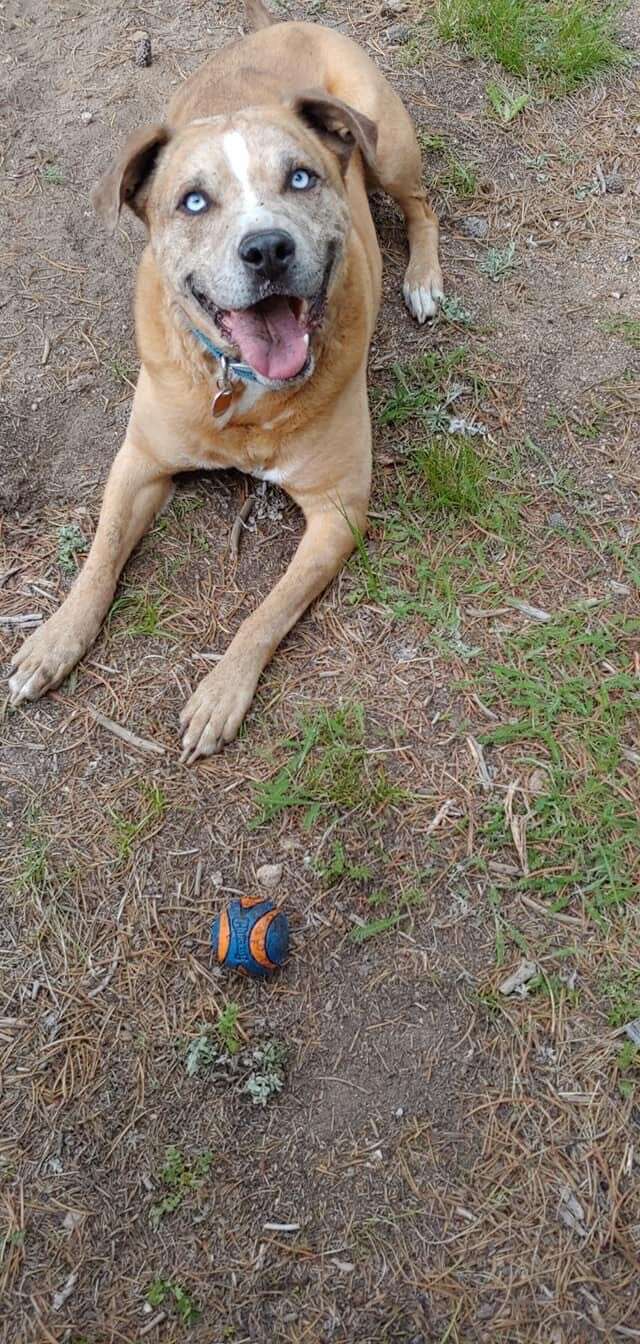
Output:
[378, 346, 472, 428]
[109, 354, 138, 386]
[600, 316, 640, 350]
[486, 81, 531, 122]
[108, 586, 173, 638]
[488, 887, 530, 965]
[56, 523, 88, 575]
[616, 1040, 639, 1099]
[479, 241, 517, 282]
[147, 1279, 201, 1327]
[417, 130, 447, 153]
[15, 828, 52, 898]
[350, 887, 426, 943]
[412, 440, 488, 516]
[416, 128, 478, 198]
[478, 611, 639, 918]
[41, 164, 64, 185]
[110, 781, 167, 861]
[397, 34, 426, 69]
[150, 1147, 213, 1230]
[602, 970, 640, 1027]
[252, 705, 403, 828]
[436, 0, 626, 93]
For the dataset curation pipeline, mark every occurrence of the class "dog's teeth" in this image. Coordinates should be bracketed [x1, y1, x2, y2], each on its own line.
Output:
[303, 333, 310, 348]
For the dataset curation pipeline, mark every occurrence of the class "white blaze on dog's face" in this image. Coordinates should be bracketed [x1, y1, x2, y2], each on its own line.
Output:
[94, 99, 377, 388]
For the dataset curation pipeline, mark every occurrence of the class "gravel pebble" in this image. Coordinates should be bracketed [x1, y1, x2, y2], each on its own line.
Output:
[386, 23, 411, 43]
[461, 215, 489, 240]
[256, 862, 283, 889]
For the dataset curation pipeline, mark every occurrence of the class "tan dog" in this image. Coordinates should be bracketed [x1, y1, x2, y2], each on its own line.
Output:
[9, 0, 443, 762]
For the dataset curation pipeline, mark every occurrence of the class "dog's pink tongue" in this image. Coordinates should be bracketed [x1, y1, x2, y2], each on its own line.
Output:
[226, 297, 308, 381]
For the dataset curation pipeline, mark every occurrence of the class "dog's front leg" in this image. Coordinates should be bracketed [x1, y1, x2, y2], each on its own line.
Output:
[180, 490, 367, 764]
[9, 439, 173, 705]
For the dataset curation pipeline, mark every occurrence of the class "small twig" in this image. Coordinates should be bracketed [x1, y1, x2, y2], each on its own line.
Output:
[41, 335, 51, 365]
[425, 799, 455, 834]
[229, 494, 255, 560]
[193, 858, 203, 899]
[0, 612, 42, 628]
[88, 707, 165, 756]
[505, 596, 552, 623]
[0, 566, 20, 589]
[139, 1311, 168, 1337]
[466, 735, 492, 790]
[86, 951, 119, 999]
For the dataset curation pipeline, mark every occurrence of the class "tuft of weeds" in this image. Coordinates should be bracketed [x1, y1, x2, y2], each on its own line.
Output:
[56, 523, 88, 575]
[486, 81, 531, 122]
[146, 1279, 201, 1327]
[439, 294, 475, 327]
[149, 1147, 212, 1230]
[479, 241, 517, 282]
[252, 705, 403, 828]
[600, 315, 640, 350]
[397, 34, 425, 69]
[243, 1041, 286, 1106]
[216, 1002, 241, 1055]
[438, 153, 478, 198]
[185, 1029, 220, 1078]
[316, 840, 373, 887]
[436, 0, 626, 93]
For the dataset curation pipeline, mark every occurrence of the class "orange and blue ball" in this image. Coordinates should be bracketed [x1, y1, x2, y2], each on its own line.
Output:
[211, 897, 289, 978]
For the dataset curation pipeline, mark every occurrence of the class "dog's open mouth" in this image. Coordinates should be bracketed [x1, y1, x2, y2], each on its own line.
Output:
[189, 285, 320, 382]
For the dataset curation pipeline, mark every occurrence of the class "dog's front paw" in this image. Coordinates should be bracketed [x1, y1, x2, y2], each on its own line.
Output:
[179, 659, 259, 764]
[403, 263, 444, 323]
[8, 616, 89, 706]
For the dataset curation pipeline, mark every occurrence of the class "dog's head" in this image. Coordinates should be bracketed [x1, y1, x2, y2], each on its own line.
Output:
[93, 95, 377, 388]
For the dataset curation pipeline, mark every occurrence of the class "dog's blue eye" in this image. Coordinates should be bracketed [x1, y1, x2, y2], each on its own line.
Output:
[290, 168, 315, 191]
[182, 191, 209, 214]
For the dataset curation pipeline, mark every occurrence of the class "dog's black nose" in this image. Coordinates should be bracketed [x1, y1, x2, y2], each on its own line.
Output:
[238, 229, 296, 281]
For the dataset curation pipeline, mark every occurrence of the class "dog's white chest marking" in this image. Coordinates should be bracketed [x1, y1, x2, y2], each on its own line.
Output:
[252, 466, 285, 485]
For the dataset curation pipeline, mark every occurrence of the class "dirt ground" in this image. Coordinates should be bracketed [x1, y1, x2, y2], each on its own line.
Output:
[1, 1, 639, 1342]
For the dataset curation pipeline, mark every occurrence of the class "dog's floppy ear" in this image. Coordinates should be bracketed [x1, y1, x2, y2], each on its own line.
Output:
[245, 0, 275, 30]
[291, 91, 378, 177]
[91, 124, 170, 234]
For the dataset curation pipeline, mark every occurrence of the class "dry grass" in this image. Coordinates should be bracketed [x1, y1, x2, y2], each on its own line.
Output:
[1, 1, 640, 1342]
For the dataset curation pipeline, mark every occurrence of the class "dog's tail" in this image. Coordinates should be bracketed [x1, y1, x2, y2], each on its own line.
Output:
[245, 0, 276, 30]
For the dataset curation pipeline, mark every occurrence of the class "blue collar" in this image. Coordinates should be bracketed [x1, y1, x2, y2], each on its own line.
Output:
[191, 327, 259, 384]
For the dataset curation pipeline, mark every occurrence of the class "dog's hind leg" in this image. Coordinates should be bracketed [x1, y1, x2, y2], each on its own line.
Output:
[372, 93, 444, 322]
